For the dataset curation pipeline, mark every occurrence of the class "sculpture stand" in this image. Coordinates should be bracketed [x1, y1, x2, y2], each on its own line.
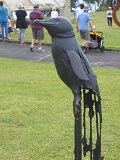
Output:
[73, 89, 104, 160]
[73, 96, 82, 160]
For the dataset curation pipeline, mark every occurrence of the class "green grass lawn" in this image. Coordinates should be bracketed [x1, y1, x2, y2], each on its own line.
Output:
[11, 11, 120, 51]
[0, 58, 120, 160]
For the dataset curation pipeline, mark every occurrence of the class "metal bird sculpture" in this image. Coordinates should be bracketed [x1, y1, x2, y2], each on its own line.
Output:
[34, 16, 104, 160]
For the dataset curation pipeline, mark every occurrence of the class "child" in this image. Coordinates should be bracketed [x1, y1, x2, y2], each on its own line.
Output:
[8, 15, 13, 39]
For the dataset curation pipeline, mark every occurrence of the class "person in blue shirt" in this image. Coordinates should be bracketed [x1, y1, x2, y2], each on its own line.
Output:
[0, 1, 8, 39]
[77, 6, 93, 53]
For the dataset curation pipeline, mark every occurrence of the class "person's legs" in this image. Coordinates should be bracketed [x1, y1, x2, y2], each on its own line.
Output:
[30, 37, 36, 51]
[18, 29, 21, 41]
[38, 40, 42, 48]
[8, 32, 10, 39]
[107, 17, 109, 26]
[82, 41, 89, 53]
[83, 40, 90, 47]
[108, 17, 112, 26]
[108, 18, 110, 26]
[80, 30, 90, 52]
[37, 28, 45, 52]
[1, 22, 5, 39]
[31, 37, 36, 46]
[8, 27, 13, 39]
[30, 30, 36, 51]
[110, 17, 112, 26]
[20, 28, 26, 43]
[37, 39, 46, 52]
[4, 22, 8, 39]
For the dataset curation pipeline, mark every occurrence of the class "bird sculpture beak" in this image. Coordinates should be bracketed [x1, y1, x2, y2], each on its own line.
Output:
[34, 19, 49, 27]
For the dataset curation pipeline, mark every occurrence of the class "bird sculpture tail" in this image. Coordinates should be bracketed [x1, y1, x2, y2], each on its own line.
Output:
[73, 89, 104, 160]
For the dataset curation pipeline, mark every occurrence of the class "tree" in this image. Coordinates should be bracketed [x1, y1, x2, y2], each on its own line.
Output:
[70, 0, 113, 8]
[84, 0, 95, 3]
[84, 0, 101, 6]
[70, 0, 102, 6]
[70, 0, 76, 7]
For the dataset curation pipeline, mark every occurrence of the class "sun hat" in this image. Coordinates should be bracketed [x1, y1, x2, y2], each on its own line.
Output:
[84, 6, 89, 11]
[34, 3, 39, 8]
[18, 3, 24, 9]
[52, 7, 56, 10]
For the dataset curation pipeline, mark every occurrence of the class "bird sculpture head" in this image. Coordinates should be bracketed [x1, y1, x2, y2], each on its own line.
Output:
[34, 16, 75, 38]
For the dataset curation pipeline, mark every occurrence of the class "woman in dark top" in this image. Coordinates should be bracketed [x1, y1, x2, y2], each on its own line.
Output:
[15, 3, 28, 45]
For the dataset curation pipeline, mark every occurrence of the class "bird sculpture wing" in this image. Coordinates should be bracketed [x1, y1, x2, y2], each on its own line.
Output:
[66, 50, 89, 81]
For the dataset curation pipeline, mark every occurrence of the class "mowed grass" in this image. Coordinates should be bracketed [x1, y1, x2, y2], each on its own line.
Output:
[0, 58, 120, 160]
[11, 11, 120, 50]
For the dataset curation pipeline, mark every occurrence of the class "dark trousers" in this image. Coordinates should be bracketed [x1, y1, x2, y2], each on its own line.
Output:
[107, 17, 112, 26]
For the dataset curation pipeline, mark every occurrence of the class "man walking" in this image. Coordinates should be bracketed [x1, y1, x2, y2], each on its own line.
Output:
[29, 4, 45, 52]
[77, 6, 93, 53]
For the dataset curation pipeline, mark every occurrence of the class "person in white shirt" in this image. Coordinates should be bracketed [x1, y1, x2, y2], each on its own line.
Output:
[68, 2, 84, 19]
[51, 7, 58, 18]
[107, 7, 113, 27]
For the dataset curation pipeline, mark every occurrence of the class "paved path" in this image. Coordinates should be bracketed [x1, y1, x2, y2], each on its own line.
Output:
[0, 41, 120, 69]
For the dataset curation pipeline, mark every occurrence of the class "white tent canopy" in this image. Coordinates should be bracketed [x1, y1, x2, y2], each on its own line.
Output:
[2, 0, 71, 19]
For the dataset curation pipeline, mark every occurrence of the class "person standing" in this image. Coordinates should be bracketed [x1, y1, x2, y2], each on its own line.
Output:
[68, 2, 83, 19]
[77, 6, 93, 53]
[29, 4, 45, 52]
[8, 14, 13, 39]
[15, 3, 28, 45]
[51, 7, 58, 18]
[0, 1, 8, 40]
[107, 7, 113, 27]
